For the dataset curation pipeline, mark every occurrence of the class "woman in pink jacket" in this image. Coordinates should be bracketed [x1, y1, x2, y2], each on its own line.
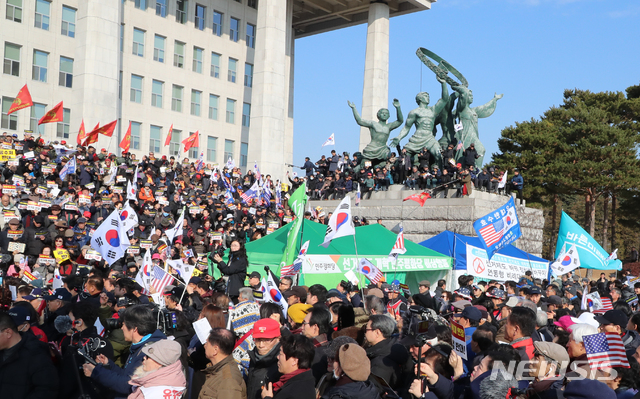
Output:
[128, 340, 187, 399]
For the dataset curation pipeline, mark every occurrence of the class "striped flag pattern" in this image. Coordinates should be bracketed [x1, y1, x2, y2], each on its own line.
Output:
[357, 258, 384, 284]
[389, 227, 406, 259]
[478, 220, 504, 247]
[151, 265, 174, 293]
[594, 297, 614, 314]
[583, 332, 629, 369]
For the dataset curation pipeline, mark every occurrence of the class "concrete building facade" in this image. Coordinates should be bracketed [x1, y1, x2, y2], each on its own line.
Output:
[1, 0, 434, 178]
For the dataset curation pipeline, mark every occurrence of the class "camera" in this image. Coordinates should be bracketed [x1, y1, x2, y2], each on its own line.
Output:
[105, 318, 123, 331]
[152, 307, 178, 333]
[215, 247, 226, 259]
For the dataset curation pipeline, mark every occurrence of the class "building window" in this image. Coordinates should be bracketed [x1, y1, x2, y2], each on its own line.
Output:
[30, 103, 46, 134]
[248, 0, 257, 9]
[213, 11, 223, 37]
[171, 85, 183, 112]
[34, 0, 50, 30]
[153, 35, 165, 63]
[119, 70, 123, 99]
[130, 75, 143, 103]
[242, 103, 251, 127]
[135, 0, 147, 10]
[120, 24, 124, 52]
[193, 47, 203, 73]
[149, 125, 161, 153]
[32, 50, 48, 83]
[56, 108, 70, 138]
[230, 17, 240, 42]
[207, 136, 217, 162]
[226, 99, 236, 124]
[191, 90, 201, 116]
[208, 94, 219, 120]
[156, 0, 167, 17]
[4, 43, 21, 76]
[151, 80, 163, 108]
[176, 0, 187, 24]
[246, 23, 256, 48]
[1, 97, 17, 130]
[59, 56, 73, 88]
[169, 129, 181, 155]
[6, 0, 22, 23]
[188, 139, 198, 158]
[224, 139, 234, 162]
[240, 143, 248, 167]
[133, 28, 145, 57]
[131, 122, 141, 150]
[195, 4, 205, 30]
[61, 6, 76, 37]
[244, 63, 253, 88]
[210, 52, 220, 78]
[228, 58, 237, 83]
[174, 41, 184, 68]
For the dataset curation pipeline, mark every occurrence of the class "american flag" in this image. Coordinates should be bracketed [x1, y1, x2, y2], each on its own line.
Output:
[280, 241, 309, 276]
[357, 258, 384, 284]
[478, 218, 504, 247]
[594, 297, 614, 314]
[583, 332, 629, 369]
[240, 189, 255, 204]
[150, 265, 174, 293]
[254, 162, 261, 181]
[389, 227, 406, 260]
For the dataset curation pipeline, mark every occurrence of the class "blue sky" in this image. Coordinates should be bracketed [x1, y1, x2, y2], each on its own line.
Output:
[291, 0, 640, 168]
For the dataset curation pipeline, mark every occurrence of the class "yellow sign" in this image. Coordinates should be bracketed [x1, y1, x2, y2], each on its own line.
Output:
[54, 249, 71, 263]
[0, 149, 16, 161]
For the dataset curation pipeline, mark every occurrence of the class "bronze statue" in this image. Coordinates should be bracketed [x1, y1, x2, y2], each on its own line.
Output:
[389, 75, 449, 166]
[348, 99, 403, 173]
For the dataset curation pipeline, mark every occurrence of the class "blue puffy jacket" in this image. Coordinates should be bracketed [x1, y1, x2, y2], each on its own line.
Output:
[90, 329, 167, 399]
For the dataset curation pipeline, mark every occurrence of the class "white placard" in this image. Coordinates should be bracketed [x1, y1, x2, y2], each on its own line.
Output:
[193, 317, 213, 345]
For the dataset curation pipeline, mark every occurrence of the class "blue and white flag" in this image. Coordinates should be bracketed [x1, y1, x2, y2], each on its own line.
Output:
[473, 197, 521, 260]
[240, 181, 260, 204]
[275, 180, 282, 208]
[90, 208, 130, 265]
[224, 190, 234, 205]
[59, 156, 76, 180]
[555, 211, 622, 271]
[261, 179, 272, 204]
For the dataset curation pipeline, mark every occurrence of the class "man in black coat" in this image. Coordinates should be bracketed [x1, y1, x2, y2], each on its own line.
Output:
[247, 319, 282, 399]
[413, 280, 436, 311]
[300, 157, 318, 177]
[261, 335, 316, 399]
[24, 214, 52, 257]
[0, 311, 59, 399]
[364, 315, 411, 391]
[463, 143, 480, 168]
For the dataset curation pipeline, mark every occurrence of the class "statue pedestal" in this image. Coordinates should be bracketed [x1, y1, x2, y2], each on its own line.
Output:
[309, 190, 545, 258]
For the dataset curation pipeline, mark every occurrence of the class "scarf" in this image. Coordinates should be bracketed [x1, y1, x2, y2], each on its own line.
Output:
[272, 368, 309, 392]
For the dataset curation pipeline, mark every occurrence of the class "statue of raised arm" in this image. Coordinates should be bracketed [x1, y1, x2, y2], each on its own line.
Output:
[452, 86, 503, 168]
[348, 99, 403, 173]
[390, 75, 449, 167]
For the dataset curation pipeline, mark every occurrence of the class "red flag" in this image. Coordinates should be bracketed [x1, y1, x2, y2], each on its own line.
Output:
[88, 120, 117, 137]
[403, 191, 431, 207]
[182, 131, 199, 153]
[77, 120, 86, 146]
[119, 122, 132, 153]
[83, 123, 100, 146]
[38, 101, 64, 124]
[7, 85, 34, 115]
[164, 124, 173, 146]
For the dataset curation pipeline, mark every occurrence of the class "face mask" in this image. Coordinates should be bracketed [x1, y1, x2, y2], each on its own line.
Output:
[163, 212, 169, 217]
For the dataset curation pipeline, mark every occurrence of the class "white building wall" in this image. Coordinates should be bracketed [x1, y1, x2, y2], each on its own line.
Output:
[1, 0, 257, 171]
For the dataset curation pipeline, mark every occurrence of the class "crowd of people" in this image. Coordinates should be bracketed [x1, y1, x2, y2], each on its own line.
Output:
[0, 131, 624, 399]
[294, 145, 524, 202]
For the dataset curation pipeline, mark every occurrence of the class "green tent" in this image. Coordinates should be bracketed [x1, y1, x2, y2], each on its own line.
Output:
[243, 219, 453, 294]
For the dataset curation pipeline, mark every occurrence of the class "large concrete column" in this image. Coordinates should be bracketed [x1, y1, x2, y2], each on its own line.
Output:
[248, 0, 290, 181]
[73, 2, 120, 151]
[359, 2, 390, 151]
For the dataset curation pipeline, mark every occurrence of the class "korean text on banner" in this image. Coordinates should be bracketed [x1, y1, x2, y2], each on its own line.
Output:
[451, 320, 468, 360]
[465, 244, 549, 282]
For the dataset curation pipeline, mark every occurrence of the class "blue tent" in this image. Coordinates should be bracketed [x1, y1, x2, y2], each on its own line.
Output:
[420, 231, 550, 281]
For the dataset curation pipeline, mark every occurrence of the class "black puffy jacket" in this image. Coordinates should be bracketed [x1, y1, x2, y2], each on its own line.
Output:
[246, 343, 282, 399]
[321, 377, 382, 399]
[0, 331, 59, 399]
